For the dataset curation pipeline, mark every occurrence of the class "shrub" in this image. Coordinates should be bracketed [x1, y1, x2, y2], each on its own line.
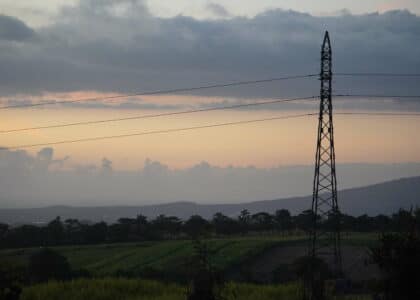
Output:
[28, 248, 71, 283]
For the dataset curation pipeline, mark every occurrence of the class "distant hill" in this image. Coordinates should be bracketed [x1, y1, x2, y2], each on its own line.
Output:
[1, 176, 419, 224]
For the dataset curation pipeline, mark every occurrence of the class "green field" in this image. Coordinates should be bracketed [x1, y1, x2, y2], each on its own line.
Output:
[0, 236, 298, 277]
[0, 233, 376, 279]
[1, 234, 378, 299]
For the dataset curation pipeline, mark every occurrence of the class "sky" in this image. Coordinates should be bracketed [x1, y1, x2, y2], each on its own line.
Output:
[0, 0, 420, 208]
[2, 1, 420, 27]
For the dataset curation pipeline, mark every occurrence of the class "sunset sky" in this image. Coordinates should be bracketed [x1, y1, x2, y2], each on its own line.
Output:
[0, 0, 420, 207]
[1, 99, 420, 170]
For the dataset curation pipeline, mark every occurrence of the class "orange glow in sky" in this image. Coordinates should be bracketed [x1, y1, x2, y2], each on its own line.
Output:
[1, 92, 420, 170]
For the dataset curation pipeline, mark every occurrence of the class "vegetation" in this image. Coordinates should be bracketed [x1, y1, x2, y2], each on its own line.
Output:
[369, 229, 420, 299]
[20, 278, 185, 300]
[0, 233, 378, 299]
[0, 237, 292, 280]
[0, 233, 377, 281]
[186, 238, 240, 300]
[28, 248, 72, 283]
[0, 262, 23, 300]
[1, 208, 418, 300]
[20, 278, 371, 300]
[1, 208, 418, 249]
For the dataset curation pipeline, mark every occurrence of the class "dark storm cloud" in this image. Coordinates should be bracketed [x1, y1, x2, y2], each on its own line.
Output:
[0, 0, 420, 105]
[0, 14, 35, 41]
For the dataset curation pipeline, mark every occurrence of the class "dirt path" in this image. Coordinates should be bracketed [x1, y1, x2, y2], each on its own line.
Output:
[227, 245, 380, 283]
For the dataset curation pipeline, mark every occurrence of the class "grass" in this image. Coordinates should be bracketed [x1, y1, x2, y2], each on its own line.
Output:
[2, 234, 378, 300]
[20, 278, 185, 300]
[0, 238, 279, 277]
[0, 233, 376, 278]
[20, 278, 372, 300]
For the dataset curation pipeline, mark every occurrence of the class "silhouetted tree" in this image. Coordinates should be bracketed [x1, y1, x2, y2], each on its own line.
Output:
[29, 248, 71, 283]
[152, 215, 182, 238]
[274, 209, 293, 232]
[46, 216, 65, 245]
[370, 231, 420, 299]
[340, 214, 357, 233]
[108, 219, 131, 242]
[322, 211, 341, 232]
[294, 210, 315, 232]
[184, 215, 211, 238]
[391, 208, 414, 232]
[415, 207, 420, 233]
[0, 223, 9, 248]
[373, 214, 392, 232]
[212, 213, 240, 235]
[251, 212, 273, 232]
[355, 214, 375, 232]
[238, 209, 251, 233]
[1, 209, 417, 249]
[64, 218, 83, 244]
[84, 222, 107, 244]
[6, 225, 43, 248]
[134, 214, 147, 235]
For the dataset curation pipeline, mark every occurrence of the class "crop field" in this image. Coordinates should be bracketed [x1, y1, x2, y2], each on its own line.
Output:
[0, 233, 377, 279]
[0, 235, 297, 275]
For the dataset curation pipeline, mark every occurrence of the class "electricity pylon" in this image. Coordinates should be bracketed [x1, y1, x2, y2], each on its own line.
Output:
[309, 31, 342, 279]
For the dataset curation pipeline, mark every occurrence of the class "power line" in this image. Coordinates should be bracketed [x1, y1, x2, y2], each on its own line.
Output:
[334, 94, 420, 98]
[335, 73, 420, 77]
[336, 112, 420, 117]
[1, 93, 418, 135]
[1, 113, 317, 150]
[0, 96, 317, 134]
[0, 74, 317, 110]
[3, 111, 420, 150]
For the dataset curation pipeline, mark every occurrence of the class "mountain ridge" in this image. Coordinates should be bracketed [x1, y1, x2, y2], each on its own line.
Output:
[1, 176, 419, 224]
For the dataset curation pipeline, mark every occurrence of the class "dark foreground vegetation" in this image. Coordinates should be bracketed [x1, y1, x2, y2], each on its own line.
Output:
[0, 207, 419, 300]
[1, 208, 419, 249]
[19, 279, 307, 300]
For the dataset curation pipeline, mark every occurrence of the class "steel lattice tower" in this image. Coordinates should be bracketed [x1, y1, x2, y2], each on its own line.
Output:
[309, 31, 342, 276]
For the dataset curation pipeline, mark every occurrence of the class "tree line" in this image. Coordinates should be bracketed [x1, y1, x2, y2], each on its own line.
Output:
[1, 208, 419, 249]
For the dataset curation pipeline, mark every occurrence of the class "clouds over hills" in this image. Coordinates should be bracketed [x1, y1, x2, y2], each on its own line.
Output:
[0, 0, 419, 103]
[1, 147, 420, 209]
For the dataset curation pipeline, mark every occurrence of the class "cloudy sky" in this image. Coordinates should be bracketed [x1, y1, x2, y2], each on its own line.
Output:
[0, 0, 420, 207]
[2, 1, 420, 27]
